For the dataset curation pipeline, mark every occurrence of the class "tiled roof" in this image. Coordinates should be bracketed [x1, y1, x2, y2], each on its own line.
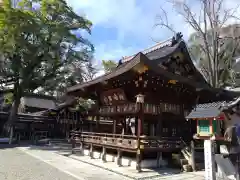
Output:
[121, 38, 172, 63]
[195, 101, 228, 108]
[186, 101, 225, 119]
[186, 98, 240, 119]
[67, 41, 192, 93]
[186, 107, 222, 119]
[21, 97, 56, 109]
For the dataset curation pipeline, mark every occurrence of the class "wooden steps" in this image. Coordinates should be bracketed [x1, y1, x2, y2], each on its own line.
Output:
[175, 146, 204, 172]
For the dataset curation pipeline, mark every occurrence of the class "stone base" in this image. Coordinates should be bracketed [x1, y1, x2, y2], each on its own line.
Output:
[79, 149, 168, 168]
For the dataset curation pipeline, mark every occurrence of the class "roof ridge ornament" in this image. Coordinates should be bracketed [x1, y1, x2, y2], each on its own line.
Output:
[121, 38, 173, 63]
[171, 32, 183, 46]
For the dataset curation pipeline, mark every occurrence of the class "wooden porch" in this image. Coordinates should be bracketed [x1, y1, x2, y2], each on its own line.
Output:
[71, 131, 184, 153]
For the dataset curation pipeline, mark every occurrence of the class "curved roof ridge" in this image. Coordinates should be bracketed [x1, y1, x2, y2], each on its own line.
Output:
[122, 37, 172, 63]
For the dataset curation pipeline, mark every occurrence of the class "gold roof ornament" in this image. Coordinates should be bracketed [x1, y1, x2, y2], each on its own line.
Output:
[168, 80, 178, 84]
[133, 64, 149, 74]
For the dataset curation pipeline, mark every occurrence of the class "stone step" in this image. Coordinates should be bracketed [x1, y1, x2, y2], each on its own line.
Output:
[182, 164, 192, 172]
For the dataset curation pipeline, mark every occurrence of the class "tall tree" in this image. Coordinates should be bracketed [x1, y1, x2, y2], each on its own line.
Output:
[102, 60, 117, 73]
[0, 0, 93, 143]
[156, 0, 240, 88]
[35, 55, 97, 97]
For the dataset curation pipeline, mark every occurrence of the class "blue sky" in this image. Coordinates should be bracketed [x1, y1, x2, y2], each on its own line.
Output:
[66, 0, 239, 70]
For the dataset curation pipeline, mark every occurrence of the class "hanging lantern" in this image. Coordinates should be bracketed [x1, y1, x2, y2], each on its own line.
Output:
[136, 94, 145, 104]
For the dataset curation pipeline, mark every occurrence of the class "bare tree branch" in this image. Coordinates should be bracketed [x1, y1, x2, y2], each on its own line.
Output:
[156, 0, 240, 87]
[152, 7, 176, 42]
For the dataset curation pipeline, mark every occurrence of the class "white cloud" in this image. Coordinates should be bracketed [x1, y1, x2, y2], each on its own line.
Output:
[66, 0, 187, 63]
[67, 0, 156, 40]
[66, 0, 182, 44]
[66, 0, 240, 64]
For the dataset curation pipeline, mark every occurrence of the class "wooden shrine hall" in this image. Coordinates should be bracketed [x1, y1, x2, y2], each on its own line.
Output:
[67, 34, 228, 171]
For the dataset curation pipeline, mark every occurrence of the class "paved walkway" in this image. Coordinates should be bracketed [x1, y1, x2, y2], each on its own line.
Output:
[18, 145, 205, 180]
[0, 144, 205, 180]
[0, 145, 78, 180]
[18, 146, 131, 180]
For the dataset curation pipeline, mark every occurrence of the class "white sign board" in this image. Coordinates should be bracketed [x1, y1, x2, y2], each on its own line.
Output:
[204, 140, 216, 180]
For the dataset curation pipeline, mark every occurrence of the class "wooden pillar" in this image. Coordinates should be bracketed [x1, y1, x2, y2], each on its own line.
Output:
[28, 123, 31, 140]
[136, 149, 142, 172]
[72, 112, 75, 130]
[96, 116, 99, 132]
[157, 115, 162, 137]
[151, 123, 155, 136]
[135, 116, 138, 136]
[121, 119, 126, 135]
[136, 102, 144, 172]
[157, 152, 162, 168]
[126, 118, 129, 135]
[90, 116, 93, 132]
[101, 146, 106, 162]
[63, 110, 66, 136]
[17, 132, 21, 144]
[190, 140, 196, 171]
[71, 137, 76, 154]
[89, 144, 94, 159]
[79, 142, 84, 155]
[117, 149, 122, 166]
[113, 119, 117, 134]
[210, 119, 213, 134]
[66, 111, 70, 138]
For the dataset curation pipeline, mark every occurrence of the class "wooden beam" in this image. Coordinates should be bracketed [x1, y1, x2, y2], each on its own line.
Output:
[136, 102, 144, 172]
[96, 116, 99, 132]
[113, 119, 117, 134]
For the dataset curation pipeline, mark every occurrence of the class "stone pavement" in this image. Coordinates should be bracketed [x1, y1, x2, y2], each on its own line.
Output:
[18, 145, 205, 180]
[0, 145, 78, 180]
[18, 146, 131, 180]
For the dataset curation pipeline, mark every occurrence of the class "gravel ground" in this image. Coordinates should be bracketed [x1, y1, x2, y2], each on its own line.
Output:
[0, 145, 78, 180]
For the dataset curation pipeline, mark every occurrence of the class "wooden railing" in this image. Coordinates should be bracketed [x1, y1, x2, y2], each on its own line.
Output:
[71, 131, 184, 151]
[71, 131, 137, 149]
[140, 136, 183, 150]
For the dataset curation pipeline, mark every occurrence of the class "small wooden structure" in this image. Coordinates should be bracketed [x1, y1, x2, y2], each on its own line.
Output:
[186, 96, 240, 141]
[186, 96, 240, 179]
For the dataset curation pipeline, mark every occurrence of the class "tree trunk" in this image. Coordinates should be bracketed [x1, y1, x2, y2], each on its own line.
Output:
[7, 96, 21, 144]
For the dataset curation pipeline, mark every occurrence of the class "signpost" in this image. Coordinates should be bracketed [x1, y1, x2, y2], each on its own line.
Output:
[204, 140, 216, 180]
